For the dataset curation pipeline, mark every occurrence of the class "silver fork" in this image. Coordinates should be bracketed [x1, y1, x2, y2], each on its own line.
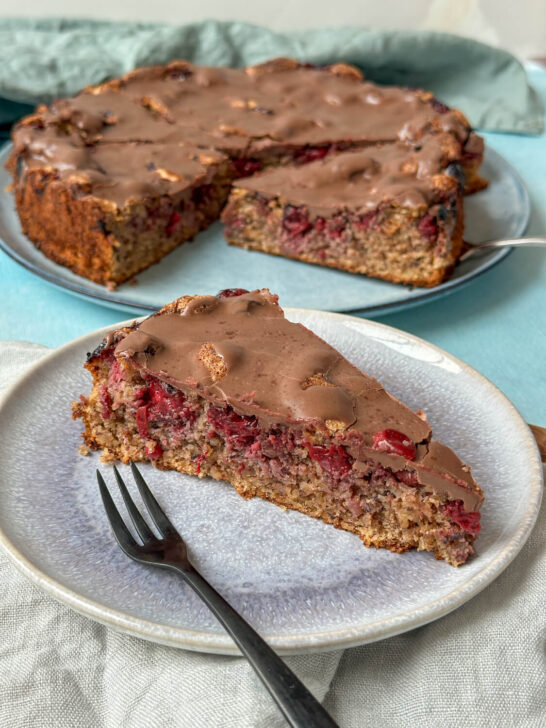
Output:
[97, 462, 339, 728]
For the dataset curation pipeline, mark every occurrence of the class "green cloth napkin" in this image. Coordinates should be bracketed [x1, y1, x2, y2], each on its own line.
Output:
[0, 18, 542, 134]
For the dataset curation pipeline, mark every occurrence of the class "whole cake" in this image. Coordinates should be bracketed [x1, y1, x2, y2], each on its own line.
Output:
[74, 289, 483, 566]
[8, 58, 485, 288]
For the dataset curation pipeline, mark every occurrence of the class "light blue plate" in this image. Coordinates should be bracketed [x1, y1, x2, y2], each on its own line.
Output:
[0, 145, 529, 316]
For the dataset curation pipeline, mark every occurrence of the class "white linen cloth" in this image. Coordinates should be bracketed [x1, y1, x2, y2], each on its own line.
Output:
[0, 342, 544, 728]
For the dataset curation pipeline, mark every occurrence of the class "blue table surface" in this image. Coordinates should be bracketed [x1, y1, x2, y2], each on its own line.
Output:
[1, 71, 545, 426]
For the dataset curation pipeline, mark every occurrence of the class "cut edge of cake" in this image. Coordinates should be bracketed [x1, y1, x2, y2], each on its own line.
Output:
[7, 137, 235, 287]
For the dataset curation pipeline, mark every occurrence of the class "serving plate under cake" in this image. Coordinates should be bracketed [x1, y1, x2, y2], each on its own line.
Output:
[0, 311, 541, 654]
[0, 144, 530, 316]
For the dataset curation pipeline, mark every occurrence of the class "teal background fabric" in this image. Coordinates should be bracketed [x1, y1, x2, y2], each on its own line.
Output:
[0, 18, 542, 133]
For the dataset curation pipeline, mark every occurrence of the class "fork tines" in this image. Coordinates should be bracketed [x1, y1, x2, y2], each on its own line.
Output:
[97, 463, 180, 561]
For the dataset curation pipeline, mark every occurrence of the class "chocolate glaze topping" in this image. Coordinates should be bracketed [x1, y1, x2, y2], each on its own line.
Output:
[234, 141, 456, 217]
[42, 90, 245, 150]
[13, 58, 480, 207]
[114, 290, 482, 510]
[91, 61, 471, 148]
[17, 129, 227, 206]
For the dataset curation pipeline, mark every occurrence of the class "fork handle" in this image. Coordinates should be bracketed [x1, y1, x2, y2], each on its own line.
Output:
[170, 564, 339, 728]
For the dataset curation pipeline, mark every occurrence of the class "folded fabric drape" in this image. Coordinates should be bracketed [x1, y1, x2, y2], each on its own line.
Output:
[0, 19, 542, 133]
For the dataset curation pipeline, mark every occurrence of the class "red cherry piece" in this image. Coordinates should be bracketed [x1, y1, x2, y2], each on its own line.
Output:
[372, 429, 417, 461]
[217, 288, 249, 298]
[314, 217, 327, 233]
[327, 216, 346, 240]
[444, 500, 481, 534]
[147, 379, 189, 420]
[145, 441, 163, 459]
[165, 211, 182, 236]
[207, 406, 259, 448]
[233, 159, 262, 177]
[395, 469, 419, 486]
[294, 146, 329, 165]
[195, 452, 206, 474]
[356, 210, 377, 230]
[99, 385, 112, 420]
[136, 405, 149, 439]
[107, 360, 124, 386]
[418, 214, 439, 242]
[223, 214, 246, 232]
[304, 442, 353, 480]
[283, 206, 312, 239]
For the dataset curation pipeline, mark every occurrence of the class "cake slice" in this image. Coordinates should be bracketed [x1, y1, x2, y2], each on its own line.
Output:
[222, 140, 464, 287]
[9, 131, 234, 286]
[74, 289, 483, 565]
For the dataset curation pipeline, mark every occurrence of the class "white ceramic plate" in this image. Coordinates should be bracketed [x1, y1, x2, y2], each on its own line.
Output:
[0, 144, 529, 316]
[0, 311, 541, 655]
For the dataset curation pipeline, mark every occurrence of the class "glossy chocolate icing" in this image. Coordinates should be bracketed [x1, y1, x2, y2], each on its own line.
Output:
[74, 60, 471, 148]
[234, 141, 455, 217]
[114, 290, 482, 510]
[12, 58, 478, 210]
[16, 128, 227, 207]
[43, 89, 246, 150]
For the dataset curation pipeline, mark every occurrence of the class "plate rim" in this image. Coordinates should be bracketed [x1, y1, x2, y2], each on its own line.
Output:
[0, 310, 542, 655]
[0, 143, 529, 317]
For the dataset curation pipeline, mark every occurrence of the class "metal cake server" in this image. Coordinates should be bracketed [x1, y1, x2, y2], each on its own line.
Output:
[460, 235, 546, 261]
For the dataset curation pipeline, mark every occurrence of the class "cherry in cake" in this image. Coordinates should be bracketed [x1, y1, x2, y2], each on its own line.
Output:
[74, 289, 483, 566]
